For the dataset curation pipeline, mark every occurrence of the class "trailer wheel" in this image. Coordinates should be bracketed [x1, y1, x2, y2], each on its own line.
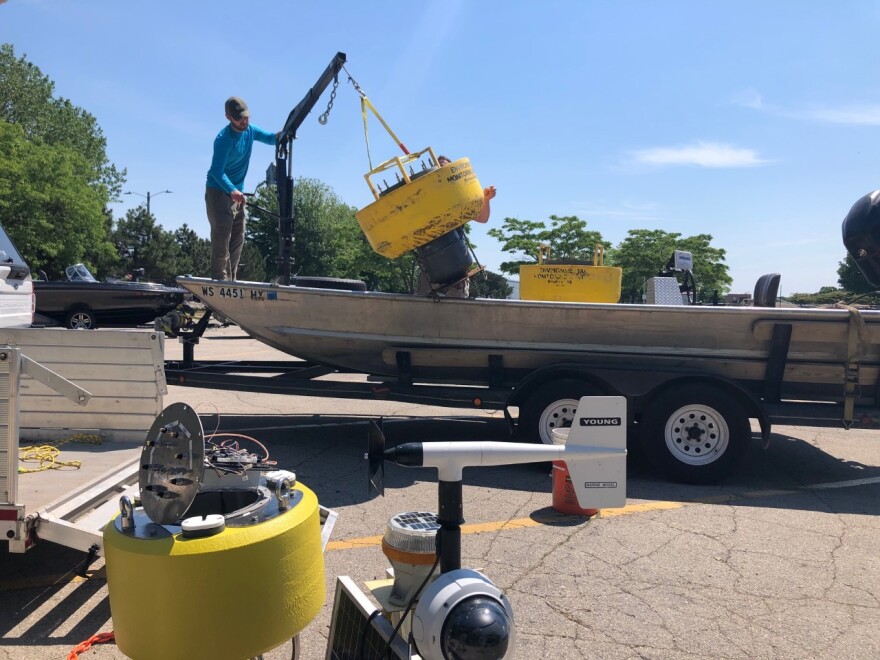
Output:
[66, 309, 97, 330]
[520, 379, 602, 444]
[640, 384, 750, 484]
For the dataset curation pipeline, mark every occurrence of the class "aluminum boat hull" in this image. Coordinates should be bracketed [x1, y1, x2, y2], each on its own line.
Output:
[177, 277, 880, 406]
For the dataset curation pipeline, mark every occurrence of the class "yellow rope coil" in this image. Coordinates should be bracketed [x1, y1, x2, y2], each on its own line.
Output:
[18, 434, 102, 474]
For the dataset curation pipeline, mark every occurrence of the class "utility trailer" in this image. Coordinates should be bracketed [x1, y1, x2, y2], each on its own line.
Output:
[167, 55, 880, 487]
[164, 305, 880, 486]
[1, 329, 166, 556]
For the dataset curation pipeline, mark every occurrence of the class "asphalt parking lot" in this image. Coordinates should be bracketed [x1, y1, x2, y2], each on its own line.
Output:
[2, 326, 879, 659]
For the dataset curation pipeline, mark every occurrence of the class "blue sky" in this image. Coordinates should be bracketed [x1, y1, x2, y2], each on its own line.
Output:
[3, 0, 880, 294]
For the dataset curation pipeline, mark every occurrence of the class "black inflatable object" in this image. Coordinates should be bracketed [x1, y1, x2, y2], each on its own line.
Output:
[292, 276, 367, 292]
[416, 228, 471, 286]
[842, 190, 880, 287]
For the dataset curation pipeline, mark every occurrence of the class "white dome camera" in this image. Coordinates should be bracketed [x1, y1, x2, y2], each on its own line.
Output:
[411, 568, 515, 660]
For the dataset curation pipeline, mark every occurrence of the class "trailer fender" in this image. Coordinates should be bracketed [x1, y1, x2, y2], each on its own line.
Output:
[505, 365, 618, 443]
[506, 364, 618, 410]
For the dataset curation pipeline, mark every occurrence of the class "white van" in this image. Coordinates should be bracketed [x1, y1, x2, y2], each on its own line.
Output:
[0, 224, 34, 328]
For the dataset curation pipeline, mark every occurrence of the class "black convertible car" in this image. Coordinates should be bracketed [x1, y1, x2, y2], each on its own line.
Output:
[34, 264, 186, 329]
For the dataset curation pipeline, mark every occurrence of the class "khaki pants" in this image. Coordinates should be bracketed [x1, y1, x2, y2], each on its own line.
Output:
[205, 187, 246, 281]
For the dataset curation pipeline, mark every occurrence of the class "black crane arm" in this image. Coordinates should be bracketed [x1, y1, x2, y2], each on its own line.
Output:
[277, 51, 346, 144]
[274, 51, 346, 285]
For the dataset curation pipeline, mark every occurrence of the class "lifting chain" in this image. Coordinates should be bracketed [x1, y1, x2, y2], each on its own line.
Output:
[343, 65, 367, 98]
[318, 65, 367, 125]
[318, 75, 339, 125]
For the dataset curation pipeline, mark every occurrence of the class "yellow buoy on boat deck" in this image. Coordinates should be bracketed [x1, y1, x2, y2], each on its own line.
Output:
[519, 243, 623, 303]
[356, 147, 484, 258]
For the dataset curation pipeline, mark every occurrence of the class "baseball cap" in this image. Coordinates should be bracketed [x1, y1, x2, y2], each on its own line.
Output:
[225, 96, 250, 120]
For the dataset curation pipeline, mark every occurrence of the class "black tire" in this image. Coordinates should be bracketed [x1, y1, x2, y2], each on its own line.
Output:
[292, 276, 367, 292]
[519, 379, 603, 444]
[66, 309, 97, 330]
[639, 384, 751, 484]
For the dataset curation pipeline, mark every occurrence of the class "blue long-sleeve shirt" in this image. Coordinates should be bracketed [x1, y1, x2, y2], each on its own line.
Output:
[206, 123, 276, 194]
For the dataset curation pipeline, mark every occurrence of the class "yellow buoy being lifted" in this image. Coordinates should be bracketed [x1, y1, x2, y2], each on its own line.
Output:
[355, 147, 485, 259]
[103, 403, 326, 660]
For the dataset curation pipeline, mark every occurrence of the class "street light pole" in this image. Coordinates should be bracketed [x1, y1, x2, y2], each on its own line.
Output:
[124, 189, 172, 216]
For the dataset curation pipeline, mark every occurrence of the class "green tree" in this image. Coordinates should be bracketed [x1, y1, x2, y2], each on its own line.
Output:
[113, 206, 184, 283]
[238, 242, 267, 282]
[0, 121, 116, 277]
[470, 270, 513, 299]
[0, 44, 122, 273]
[486, 217, 547, 275]
[248, 178, 361, 279]
[333, 217, 419, 292]
[677, 234, 732, 301]
[545, 215, 609, 265]
[0, 43, 124, 197]
[90, 207, 122, 276]
[837, 253, 876, 294]
[487, 214, 608, 276]
[173, 224, 211, 279]
[612, 229, 731, 302]
[786, 288, 850, 306]
[246, 177, 419, 292]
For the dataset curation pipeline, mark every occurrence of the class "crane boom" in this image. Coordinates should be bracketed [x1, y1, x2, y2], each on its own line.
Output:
[275, 52, 347, 284]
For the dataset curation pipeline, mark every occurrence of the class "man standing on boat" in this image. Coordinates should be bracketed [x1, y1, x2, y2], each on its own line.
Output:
[414, 154, 497, 297]
[205, 96, 277, 281]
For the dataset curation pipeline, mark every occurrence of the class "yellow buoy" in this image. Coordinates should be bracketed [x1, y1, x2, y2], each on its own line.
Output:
[519, 244, 623, 303]
[355, 147, 484, 258]
[104, 482, 325, 660]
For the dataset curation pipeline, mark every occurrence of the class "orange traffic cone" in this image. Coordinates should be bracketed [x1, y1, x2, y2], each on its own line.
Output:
[551, 460, 599, 517]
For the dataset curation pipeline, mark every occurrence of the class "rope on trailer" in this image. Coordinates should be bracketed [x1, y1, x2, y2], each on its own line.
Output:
[67, 631, 115, 659]
[18, 433, 102, 474]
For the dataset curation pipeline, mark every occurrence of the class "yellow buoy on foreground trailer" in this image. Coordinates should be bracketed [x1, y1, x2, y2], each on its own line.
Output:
[356, 147, 484, 258]
[103, 403, 326, 660]
[519, 244, 623, 303]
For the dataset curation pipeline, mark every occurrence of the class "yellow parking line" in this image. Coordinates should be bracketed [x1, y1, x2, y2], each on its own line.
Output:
[326, 475, 878, 552]
[326, 501, 680, 551]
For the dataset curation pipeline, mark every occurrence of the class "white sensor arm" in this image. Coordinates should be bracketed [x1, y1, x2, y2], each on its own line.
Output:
[385, 396, 628, 509]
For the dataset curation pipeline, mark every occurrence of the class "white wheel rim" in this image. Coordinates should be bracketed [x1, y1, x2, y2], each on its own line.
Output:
[538, 398, 579, 444]
[663, 403, 729, 466]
